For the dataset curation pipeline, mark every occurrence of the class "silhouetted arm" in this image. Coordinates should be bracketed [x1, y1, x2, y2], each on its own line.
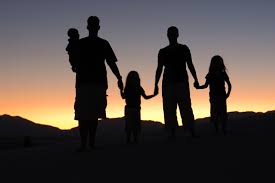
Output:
[107, 62, 122, 80]
[154, 50, 164, 94]
[186, 47, 199, 85]
[225, 76, 232, 98]
[105, 41, 123, 90]
[141, 89, 156, 100]
[155, 64, 163, 86]
[107, 62, 123, 90]
[196, 80, 209, 89]
[120, 90, 125, 99]
[142, 94, 155, 100]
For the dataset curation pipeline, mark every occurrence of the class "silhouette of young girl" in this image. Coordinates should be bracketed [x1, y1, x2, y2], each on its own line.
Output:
[195, 55, 232, 134]
[120, 71, 158, 144]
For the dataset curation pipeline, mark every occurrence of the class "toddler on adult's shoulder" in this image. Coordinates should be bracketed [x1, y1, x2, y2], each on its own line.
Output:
[66, 28, 80, 72]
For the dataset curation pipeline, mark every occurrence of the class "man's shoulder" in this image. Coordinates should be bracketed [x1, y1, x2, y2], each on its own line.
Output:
[160, 44, 189, 51]
[95, 36, 109, 44]
[79, 36, 88, 41]
[80, 36, 108, 43]
[159, 46, 169, 55]
[178, 44, 190, 50]
[160, 45, 169, 51]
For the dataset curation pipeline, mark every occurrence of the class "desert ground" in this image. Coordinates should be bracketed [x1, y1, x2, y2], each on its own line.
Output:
[1, 112, 275, 182]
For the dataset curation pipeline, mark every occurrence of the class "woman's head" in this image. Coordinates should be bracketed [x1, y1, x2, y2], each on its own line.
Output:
[125, 71, 140, 88]
[209, 55, 226, 73]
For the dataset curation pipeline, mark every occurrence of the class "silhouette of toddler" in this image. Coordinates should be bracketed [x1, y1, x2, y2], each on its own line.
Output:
[66, 28, 80, 72]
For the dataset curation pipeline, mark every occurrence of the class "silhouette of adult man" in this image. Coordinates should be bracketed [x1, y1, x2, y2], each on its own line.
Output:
[74, 16, 123, 151]
[154, 26, 199, 139]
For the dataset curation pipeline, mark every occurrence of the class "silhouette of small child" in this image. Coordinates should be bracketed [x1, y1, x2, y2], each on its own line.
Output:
[66, 28, 80, 72]
[120, 71, 158, 144]
[195, 55, 232, 134]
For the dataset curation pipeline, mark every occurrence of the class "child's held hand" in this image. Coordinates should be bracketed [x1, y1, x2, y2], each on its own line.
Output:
[154, 87, 159, 96]
[117, 78, 124, 91]
[193, 82, 200, 89]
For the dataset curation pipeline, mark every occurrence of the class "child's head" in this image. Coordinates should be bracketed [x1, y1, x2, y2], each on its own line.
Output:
[125, 71, 140, 88]
[209, 55, 226, 73]
[67, 28, 79, 40]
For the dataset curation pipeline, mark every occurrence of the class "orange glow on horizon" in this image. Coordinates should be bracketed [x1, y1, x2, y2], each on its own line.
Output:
[2, 83, 274, 130]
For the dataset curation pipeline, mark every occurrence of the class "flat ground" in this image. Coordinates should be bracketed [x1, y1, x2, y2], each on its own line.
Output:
[0, 125, 274, 183]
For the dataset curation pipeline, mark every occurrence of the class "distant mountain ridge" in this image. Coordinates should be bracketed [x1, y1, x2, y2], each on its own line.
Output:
[0, 114, 62, 137]
[1, 111, 275, 137]
[196, 110, 275, 122]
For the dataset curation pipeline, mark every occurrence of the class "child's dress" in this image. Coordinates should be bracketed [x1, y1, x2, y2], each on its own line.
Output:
[206, 71, 229, 122]
[124, 86, 145, 133]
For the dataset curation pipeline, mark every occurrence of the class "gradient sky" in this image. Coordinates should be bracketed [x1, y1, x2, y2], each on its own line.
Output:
[0, 0, 274, 129]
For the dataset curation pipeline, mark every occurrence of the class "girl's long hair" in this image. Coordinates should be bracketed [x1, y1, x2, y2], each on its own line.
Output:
[124, 71, 141, 95]
[208, 55, 227, 74]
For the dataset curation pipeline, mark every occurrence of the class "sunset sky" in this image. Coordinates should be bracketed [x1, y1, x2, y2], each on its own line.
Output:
[0, 0, 274, 129]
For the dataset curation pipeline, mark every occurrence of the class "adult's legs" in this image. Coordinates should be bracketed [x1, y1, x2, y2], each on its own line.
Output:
[162, 84, 178, 139]
[88, 119, 99, 148]
[78, 120, 89, 150]
[177, 83, 197, 137]
[211, 118, 219, 134]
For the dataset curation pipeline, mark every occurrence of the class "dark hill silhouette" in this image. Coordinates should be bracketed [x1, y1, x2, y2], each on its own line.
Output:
[196, 110, 275, 122]
[1, 111, 275, 139]
[195, 111, 275, 135]
[0, 115, 163, 148]
[0, 114, 62, 137]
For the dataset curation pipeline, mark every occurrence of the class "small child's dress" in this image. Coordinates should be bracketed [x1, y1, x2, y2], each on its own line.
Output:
[206, 71, 229, 122]
[124, 86, 145, 133]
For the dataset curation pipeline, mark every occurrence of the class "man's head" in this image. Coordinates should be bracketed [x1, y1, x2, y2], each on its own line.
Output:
[87, 16, 100, 34]
[167, 26, 179, 44]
